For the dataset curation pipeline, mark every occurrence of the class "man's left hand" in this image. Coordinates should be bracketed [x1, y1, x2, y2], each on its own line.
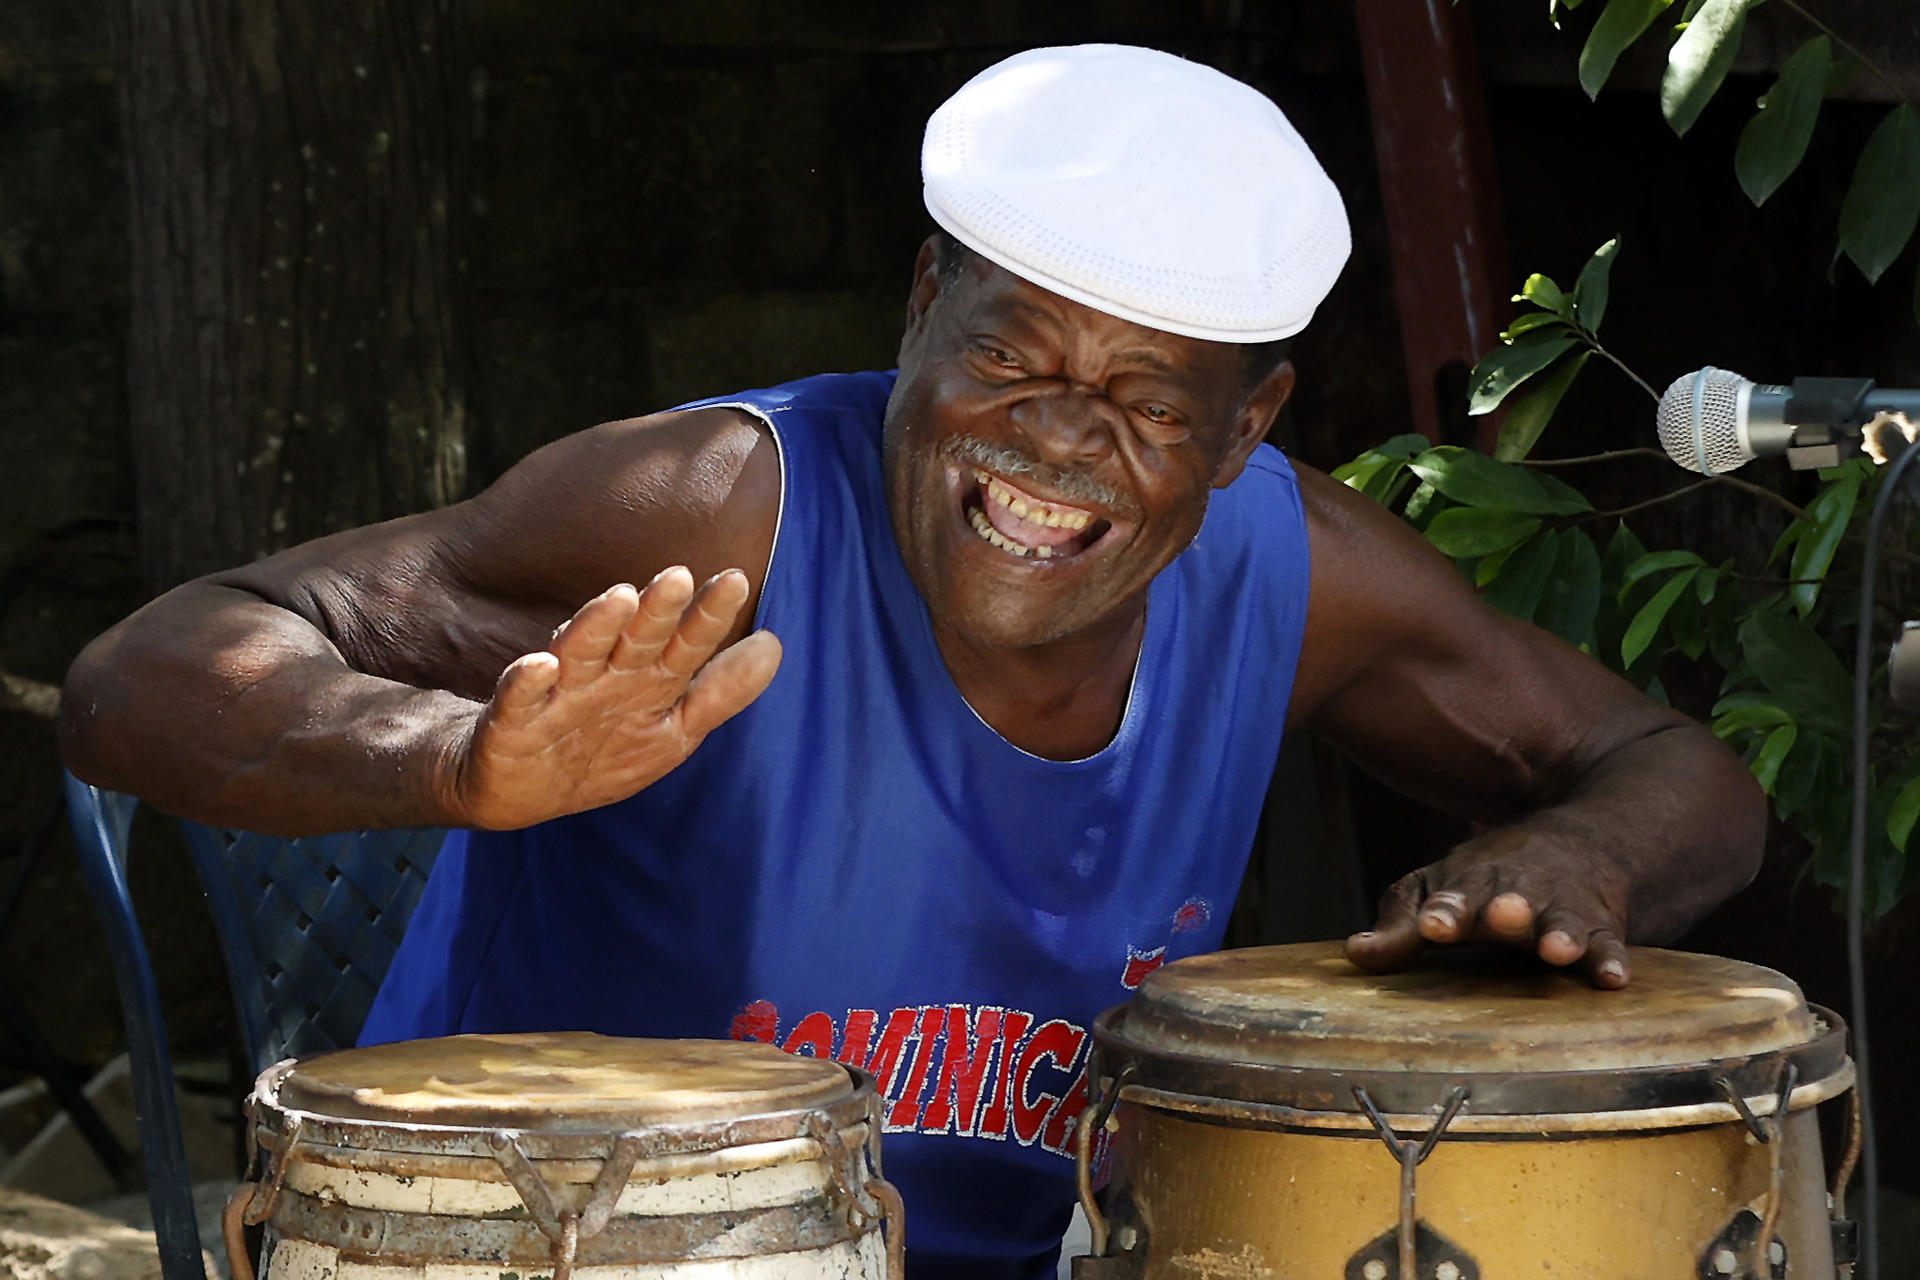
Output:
[1344, 826, 1634, 988]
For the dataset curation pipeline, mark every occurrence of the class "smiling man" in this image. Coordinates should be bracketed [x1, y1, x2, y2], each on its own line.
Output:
[60, 45, 1764, 1280]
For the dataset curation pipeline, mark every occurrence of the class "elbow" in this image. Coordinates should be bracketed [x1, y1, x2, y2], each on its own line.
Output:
[57, 634, 119, 786]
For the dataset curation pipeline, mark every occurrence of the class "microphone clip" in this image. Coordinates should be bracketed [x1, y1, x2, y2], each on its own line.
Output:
[1781, 377, 1877, 471]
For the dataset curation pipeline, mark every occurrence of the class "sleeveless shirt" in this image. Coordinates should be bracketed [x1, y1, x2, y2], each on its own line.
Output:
[361, 370, 1312, 1279]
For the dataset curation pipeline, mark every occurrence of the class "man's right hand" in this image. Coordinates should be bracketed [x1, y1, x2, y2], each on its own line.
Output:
[443, 566, 782, 830]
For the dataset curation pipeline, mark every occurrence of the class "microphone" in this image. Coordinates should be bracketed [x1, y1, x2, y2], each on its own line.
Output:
[1655, 367, 1920, 474]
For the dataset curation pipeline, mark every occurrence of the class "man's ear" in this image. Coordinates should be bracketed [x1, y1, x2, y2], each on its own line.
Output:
[902, 235, 944, 338]
[1213, 359, 1295, 489]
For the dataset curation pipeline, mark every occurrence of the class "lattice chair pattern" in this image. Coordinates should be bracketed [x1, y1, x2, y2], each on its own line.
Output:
[63, 770, 444, 1280]
[177, 822, 443, 1076]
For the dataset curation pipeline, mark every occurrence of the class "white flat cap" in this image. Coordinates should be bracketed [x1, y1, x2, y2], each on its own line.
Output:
[922, 44, 1351, 343]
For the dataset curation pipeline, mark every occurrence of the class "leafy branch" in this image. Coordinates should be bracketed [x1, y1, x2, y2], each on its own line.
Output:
[1340, 233, 1920, 917]
[1566, 0, 1920, 314]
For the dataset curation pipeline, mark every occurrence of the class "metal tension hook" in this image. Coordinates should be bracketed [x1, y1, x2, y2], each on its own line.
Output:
[1353, 1085, 1471, 1280]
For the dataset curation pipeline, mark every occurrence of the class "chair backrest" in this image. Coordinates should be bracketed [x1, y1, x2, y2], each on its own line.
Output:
[177, 824, 443, 1075]
[63, 770, 444, 1280]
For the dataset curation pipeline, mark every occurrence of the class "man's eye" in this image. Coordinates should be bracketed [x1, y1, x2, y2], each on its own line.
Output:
[1140, 403, 1176, 424]
[975, 342, 1021, 368]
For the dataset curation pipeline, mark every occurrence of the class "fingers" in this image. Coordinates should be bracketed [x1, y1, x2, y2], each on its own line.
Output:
[551, 583, 643, 691]
[678, 630, 784, 740]
[1347, 855, 1632, 988]
[608, 567, 697, 673]
[490, 651, 561, 727]
[658, 570, 752, 679]
[1346, 871, 1425, 973]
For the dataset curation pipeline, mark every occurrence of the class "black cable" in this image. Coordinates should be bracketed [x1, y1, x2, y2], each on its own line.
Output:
[1848, 438, 1919, 1280]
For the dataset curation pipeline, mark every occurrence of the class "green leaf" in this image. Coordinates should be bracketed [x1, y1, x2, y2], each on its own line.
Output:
[1537, 530, 1604, 651]
[1604, 522, 1647, 579]
[1622, 568, 1698, 667]
[1408, 446, 1591, 514]
[1580, 0, 1675, 99]
[1751, 722, 1798, 792]
[1484, 530, 1564, 624]
[1739, 608, 1853, 736]
[1503, 312, 1571, 341]
[1888, 773, 1920, 852]
[1661, 0, 1756, 137]
[1333, 433, 1432, 499]
[1620, 549, 1706, 592]
[1404, 480, 1443, 524]
[1476, 538, 1524, 587]
[1839, 105, 1920, 285]
[1735, 36, 1830, 206]
[1514, 273, 1570, 315]
[1424, 507, 1545, 558]
[1572, 240, 1620, 331]
[1788, 465, 1864, 615]
[1773, 728, 1824, 819]
[1713, 703, 1795, 736]
[1669, 588, 1707, 660]
[1495, 353, 1591, 462]
[1467, 333, 1581, 415]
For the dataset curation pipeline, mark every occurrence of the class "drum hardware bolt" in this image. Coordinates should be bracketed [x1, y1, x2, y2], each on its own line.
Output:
[862, 1173, 909, 1280]
[1114, 1225, 1139, 1251]
[1697, 1209, 1787, 1280]
[1363, 1262, 1389, 1280]
[1351, 1085, 1471, 1280]
[1434, 1261, 1461, 1280]
[1073, 1062, 1136, 1259]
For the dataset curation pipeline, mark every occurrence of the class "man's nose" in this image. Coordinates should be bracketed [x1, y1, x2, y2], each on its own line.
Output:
[1008, 386, 1114, 465]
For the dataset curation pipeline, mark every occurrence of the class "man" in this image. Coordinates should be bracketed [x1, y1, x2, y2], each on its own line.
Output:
[60, 45, 1762, 1279]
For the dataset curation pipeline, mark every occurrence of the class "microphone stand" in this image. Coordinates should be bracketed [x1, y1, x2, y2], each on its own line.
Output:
[1845, 432, 1920, 1280]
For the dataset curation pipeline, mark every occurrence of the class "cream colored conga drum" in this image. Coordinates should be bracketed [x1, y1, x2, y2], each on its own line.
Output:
[1072, 943, 1857, 1280]
[223, 1033, 903, 1280]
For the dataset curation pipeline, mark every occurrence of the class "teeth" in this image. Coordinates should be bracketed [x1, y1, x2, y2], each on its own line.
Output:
[967, 506, 1032, 556]
[980, 475, 1095, 530]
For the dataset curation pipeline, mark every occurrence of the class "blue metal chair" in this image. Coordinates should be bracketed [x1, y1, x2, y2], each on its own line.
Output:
[63, 770, 443, 1280]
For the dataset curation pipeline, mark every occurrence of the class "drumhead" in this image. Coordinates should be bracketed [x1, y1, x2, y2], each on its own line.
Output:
[1117, 942, 1814, 1072]
[272, 1032, 854, 1129]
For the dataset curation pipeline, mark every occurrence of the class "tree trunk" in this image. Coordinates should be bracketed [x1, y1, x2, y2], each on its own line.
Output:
[114, 0, 471, 592]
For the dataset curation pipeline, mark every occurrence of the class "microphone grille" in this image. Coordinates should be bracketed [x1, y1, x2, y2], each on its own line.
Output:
[1656, 367, 1752, 474]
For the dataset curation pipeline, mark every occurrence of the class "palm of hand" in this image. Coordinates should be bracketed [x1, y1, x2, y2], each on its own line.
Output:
[451, 567, 781, 830]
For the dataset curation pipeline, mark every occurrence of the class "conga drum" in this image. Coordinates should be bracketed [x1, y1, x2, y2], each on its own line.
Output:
[223, 1033, 903, 1280]
[1072, 943, 1856, 1279]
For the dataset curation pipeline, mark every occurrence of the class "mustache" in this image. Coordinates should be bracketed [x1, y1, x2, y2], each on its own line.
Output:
[938, 435, 1137, 518]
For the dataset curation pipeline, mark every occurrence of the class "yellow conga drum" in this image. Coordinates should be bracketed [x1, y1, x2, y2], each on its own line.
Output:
[1073, 943, 1856, 1279]
[224, 1032, 903, 1280]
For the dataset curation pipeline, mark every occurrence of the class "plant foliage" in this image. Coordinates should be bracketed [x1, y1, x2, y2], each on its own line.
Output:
[1569, 0, 1920, 320]
[1337, 236, 1919, 916]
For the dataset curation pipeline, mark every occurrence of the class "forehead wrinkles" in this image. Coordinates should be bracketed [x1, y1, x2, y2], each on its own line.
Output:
[938, 434, 1141, 518]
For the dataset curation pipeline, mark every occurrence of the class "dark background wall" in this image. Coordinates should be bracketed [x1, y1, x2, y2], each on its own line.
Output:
[2, 0, 1917, 1189]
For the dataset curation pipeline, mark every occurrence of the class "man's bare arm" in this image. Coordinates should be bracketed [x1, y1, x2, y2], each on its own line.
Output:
[59, 407, 782, 836]
[1286, 465, 1766, 985]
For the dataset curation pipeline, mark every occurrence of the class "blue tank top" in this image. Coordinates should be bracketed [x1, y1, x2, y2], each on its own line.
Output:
[362, 370, 1311, 1279]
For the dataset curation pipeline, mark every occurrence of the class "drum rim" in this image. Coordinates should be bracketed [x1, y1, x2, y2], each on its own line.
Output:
[250, 1058, 884, 1163]
[1090, 1001, 1850, 1121]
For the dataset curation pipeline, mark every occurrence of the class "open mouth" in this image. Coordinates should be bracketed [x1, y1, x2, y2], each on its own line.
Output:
[961, 470, 1112, 560]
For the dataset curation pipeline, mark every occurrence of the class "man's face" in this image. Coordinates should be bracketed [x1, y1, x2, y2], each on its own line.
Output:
[883, 239, 1293, 652]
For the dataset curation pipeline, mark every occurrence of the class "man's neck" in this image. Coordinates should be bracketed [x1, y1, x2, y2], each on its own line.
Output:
[930, 608, 1148, 761]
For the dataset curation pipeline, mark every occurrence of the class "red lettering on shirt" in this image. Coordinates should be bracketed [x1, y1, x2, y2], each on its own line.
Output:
[977, 1009, 1035, 1140]
[728, 999, 779, 1044]
[885, 1006, 950, 1130]
[836, 1009, 878, 1066]
[1011, 1020, 1087, 1147]
[920, 1006, 1003, 1136]
[781, 1010, 837, 1059]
